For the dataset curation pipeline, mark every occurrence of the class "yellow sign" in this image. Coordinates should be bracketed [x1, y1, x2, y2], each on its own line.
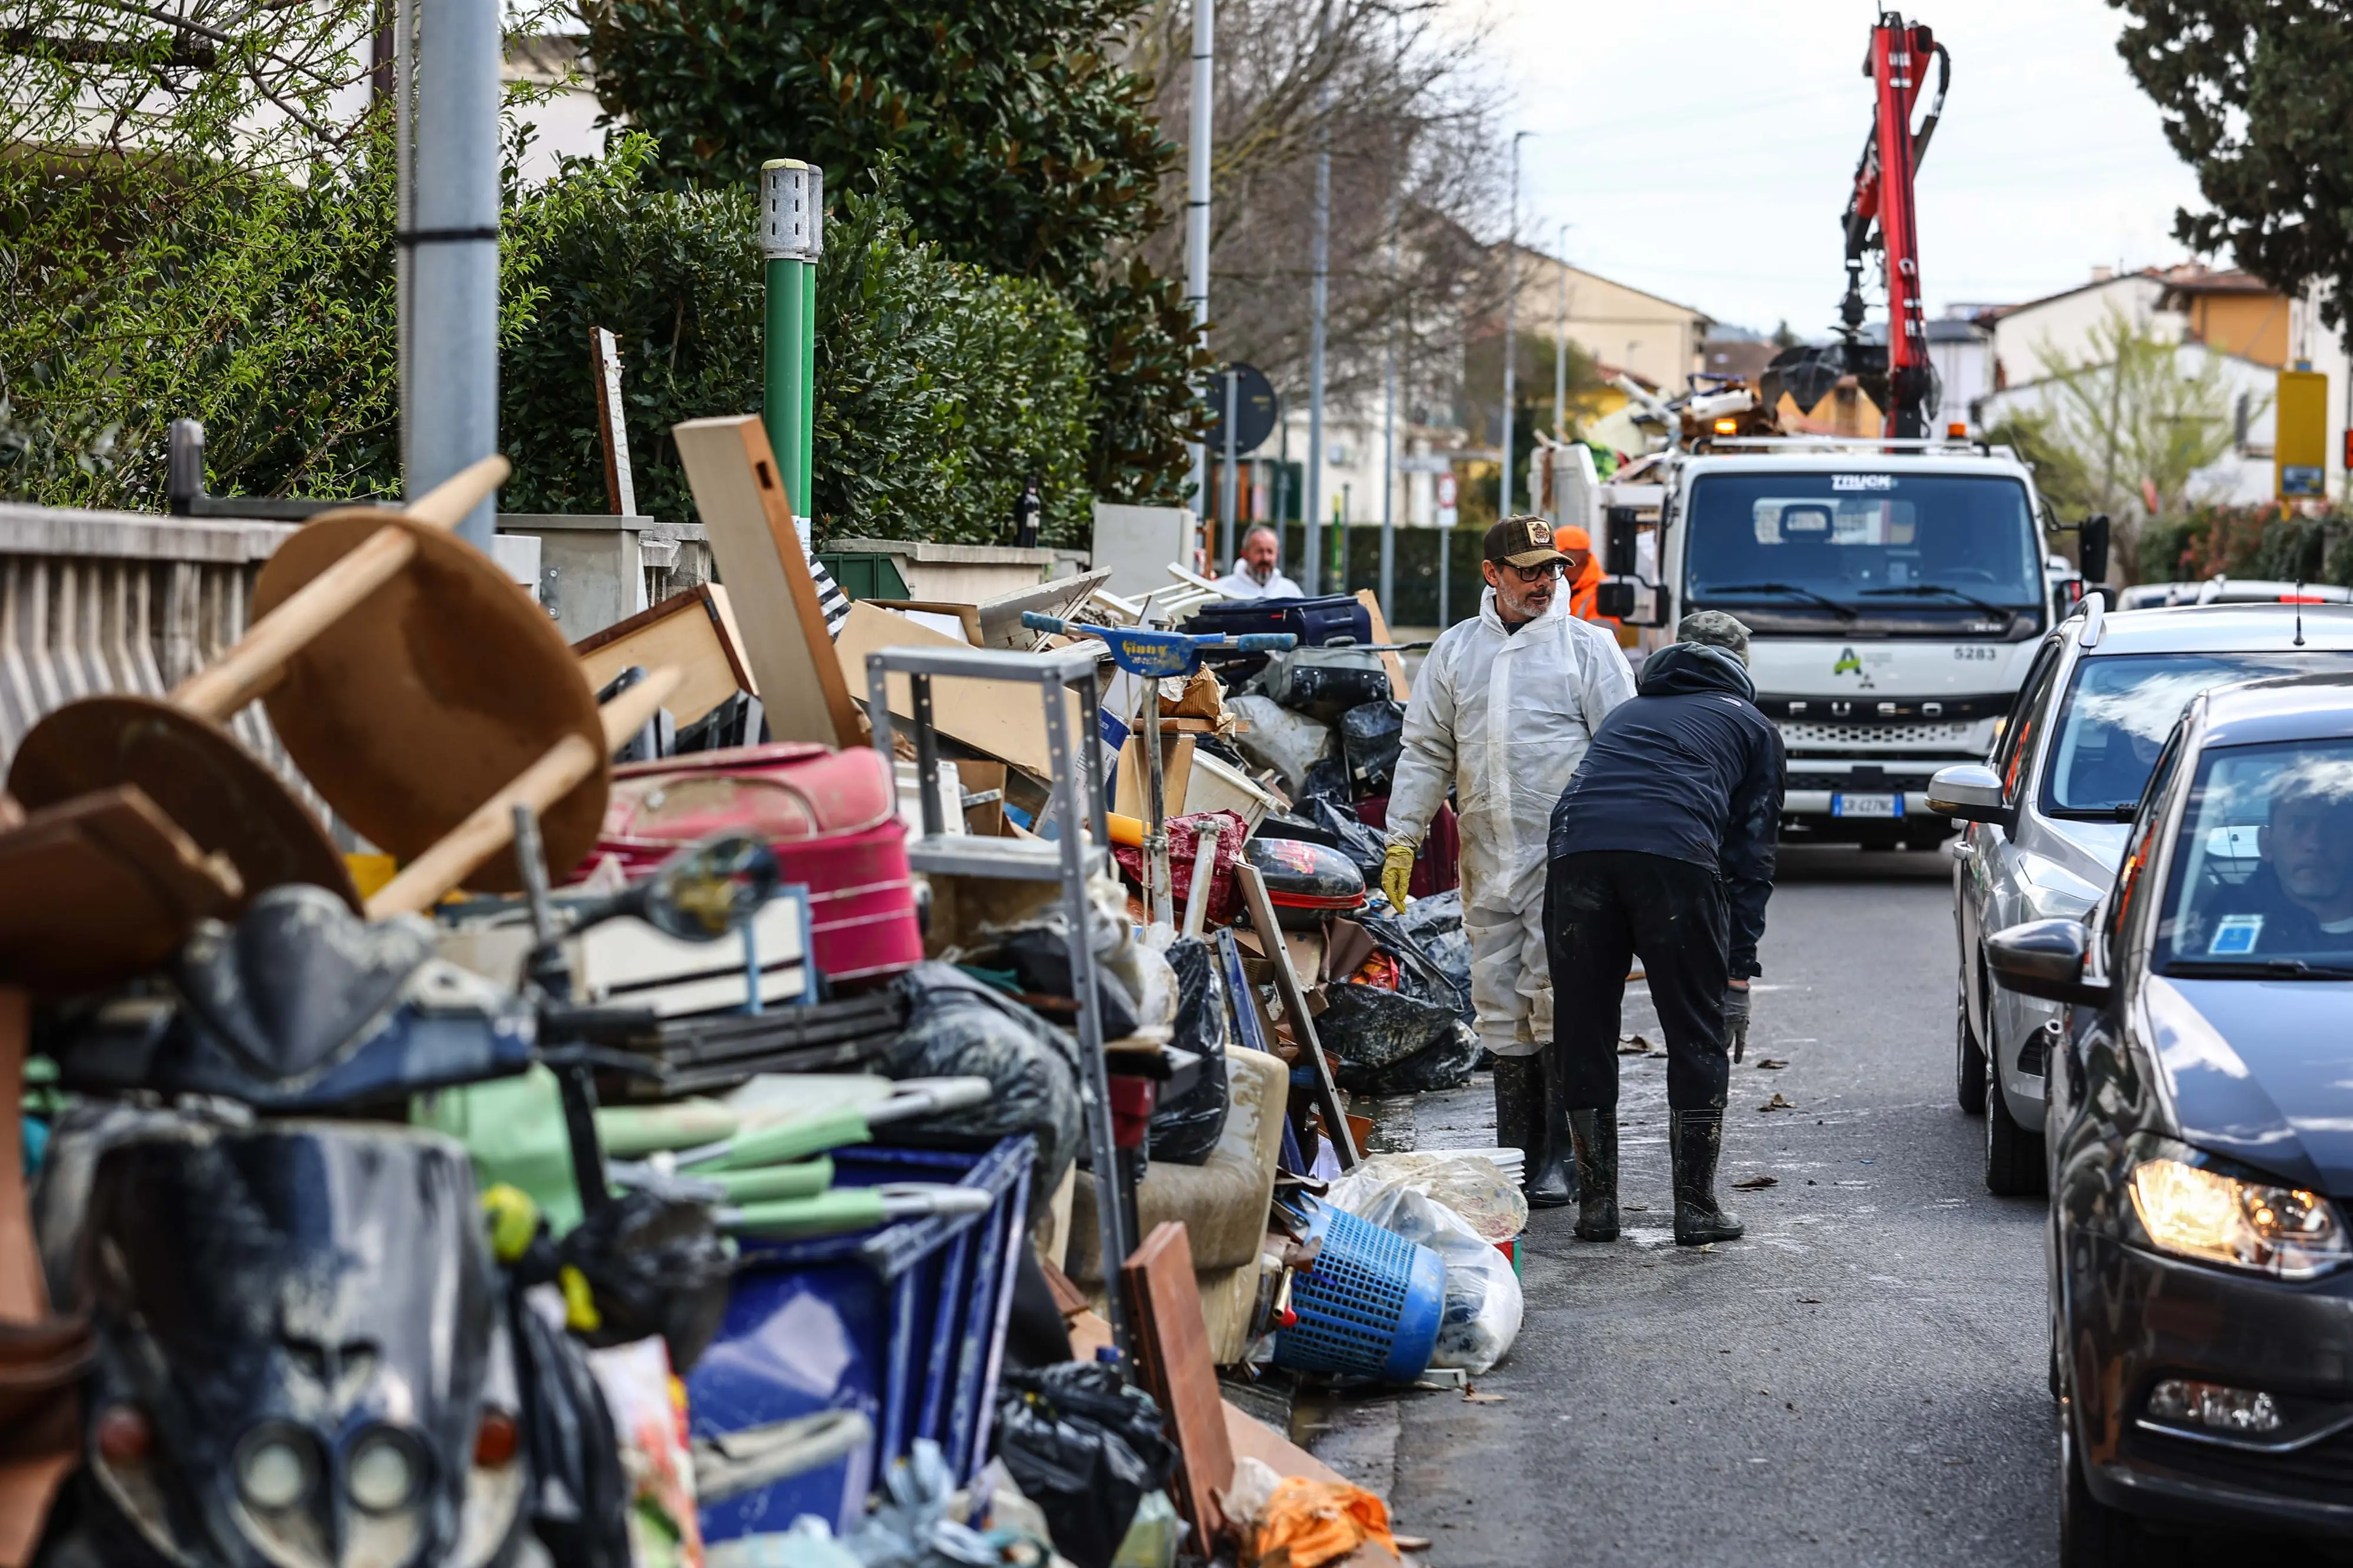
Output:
[2277, 368, 2328, 499]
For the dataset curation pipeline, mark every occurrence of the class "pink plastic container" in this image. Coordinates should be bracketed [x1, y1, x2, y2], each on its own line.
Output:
[585, 744, 922, 982]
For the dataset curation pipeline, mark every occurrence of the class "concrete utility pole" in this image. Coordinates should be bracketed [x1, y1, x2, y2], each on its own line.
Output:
[1551, 221, 1572, 523]
[1304, 4, 1331, 595]
[1380, 219, 1399, 621]
[1499, 129, 1531, 523]
[402, 0, 502, 547]
[1187, 0, 1215, 541]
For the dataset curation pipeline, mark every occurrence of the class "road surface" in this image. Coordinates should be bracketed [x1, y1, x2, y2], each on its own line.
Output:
[1314, 845, 2061, 1566]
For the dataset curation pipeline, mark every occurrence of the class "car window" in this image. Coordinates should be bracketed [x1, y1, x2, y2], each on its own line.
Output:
[1995, 642, 2063, 800]
[2039, 651, 2353, 818]
[2157, 736, 2353, 973]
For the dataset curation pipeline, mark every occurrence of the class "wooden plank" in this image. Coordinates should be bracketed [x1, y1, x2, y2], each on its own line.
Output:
[1121, 1222, 1234, 1548]
[572, 582, 754, 726]
[1220, 1399, 1347, 1487]
[1354, 589, 1411, 702]
[590, 326, 638, 518]
[832, 601, 1085, 777]
[865, 599, 985, 645]
[1234, 863, 1359, 1170]
[673, 415, 862, 747]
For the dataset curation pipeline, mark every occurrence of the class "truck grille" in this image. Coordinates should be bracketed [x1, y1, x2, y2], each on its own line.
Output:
[1779, 719, 1979, 749]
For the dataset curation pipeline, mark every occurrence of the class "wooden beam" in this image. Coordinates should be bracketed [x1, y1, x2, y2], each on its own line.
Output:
[1232, 862, 1359, 1170]
[1121, 1222, 1234, 1549]
[590, 326, 638, 518]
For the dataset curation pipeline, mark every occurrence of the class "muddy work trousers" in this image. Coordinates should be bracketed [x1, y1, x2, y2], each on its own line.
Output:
[1546, 850, 1732, 1113]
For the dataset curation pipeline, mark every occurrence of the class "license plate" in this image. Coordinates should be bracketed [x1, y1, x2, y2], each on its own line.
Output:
[1832, 792, 1902, 819]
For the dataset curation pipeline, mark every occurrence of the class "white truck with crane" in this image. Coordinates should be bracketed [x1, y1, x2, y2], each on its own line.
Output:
[1580, 10, 2109, 848]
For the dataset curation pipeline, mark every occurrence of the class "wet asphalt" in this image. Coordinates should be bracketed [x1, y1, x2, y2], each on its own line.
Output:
[1312, 844, 2062, 1567]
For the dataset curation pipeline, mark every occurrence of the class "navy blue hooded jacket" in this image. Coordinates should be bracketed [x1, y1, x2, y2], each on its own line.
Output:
[1547, 642, 1786, 977]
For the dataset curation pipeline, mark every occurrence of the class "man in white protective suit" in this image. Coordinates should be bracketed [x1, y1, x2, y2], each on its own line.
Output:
[1212, 524, 1306, 599]
[1379, 515, 1635, 1206]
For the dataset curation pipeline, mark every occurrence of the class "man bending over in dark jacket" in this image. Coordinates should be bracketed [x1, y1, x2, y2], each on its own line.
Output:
[1545, 611, 1784, 1246]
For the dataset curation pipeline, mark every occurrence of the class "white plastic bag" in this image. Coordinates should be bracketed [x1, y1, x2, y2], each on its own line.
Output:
[1322, 1152, 1528, 1243]
[1322, 1182, 1522, 1374]
[1227, 694, 1334, 796]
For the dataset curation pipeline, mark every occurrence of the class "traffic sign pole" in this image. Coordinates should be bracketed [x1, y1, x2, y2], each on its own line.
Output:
[1221, 369, 1240, 568]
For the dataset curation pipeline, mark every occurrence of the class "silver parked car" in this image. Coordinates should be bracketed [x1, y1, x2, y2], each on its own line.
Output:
[1928, 599, 2353, 1195]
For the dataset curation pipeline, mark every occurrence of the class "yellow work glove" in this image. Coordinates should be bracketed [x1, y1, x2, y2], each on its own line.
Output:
[1380, 842, 1417, 912]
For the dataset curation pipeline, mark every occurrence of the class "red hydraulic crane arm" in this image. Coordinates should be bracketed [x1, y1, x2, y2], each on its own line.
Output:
[1841, 11, 1949, 438]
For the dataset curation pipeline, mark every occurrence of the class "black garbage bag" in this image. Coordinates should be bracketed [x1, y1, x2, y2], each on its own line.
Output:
[509, 1285, 632, 1568]
[556, 1189, 734, 1373]
[1362, 1022, 1485, 1093]
[1394, 890, 1473, 1025]
[883, 962, 1084, 1186]
[1301, 796, 1388, 886]
[996, 922, 1140, 1042]
[1295, 756, 1352, 816]
[1147, 938, 1228, 1165]
[995, 1362, 1175, 1568]
[1339, 699, 1406, 798]
[1351, 906, 1468, 1018]
[1317, 982, 1459, 1075]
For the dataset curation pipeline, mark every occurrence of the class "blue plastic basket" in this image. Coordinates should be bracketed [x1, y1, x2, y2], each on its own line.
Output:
[1271, 1195, 1445, 1383]
[685, 1135, 1035, 1540]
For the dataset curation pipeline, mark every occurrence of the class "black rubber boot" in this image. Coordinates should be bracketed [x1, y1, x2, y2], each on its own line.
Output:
[1492, 1057, 1569, 1207]
[1522, 1047, 1574, 1208]
[1670, 1109, 1745, 1246]
[1568, 1108, 1619, 1241]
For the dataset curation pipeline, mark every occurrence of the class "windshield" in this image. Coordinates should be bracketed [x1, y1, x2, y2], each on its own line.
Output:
[2158, 738, 2353, 975]
[2041, 653, 2353, 817]
[1685, 471, 2042, 632]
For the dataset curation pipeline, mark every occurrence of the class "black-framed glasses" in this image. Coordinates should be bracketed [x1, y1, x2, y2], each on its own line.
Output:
[1500, 561, 1562, 583]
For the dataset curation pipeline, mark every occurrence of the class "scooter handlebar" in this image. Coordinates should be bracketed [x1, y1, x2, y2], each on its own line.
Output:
[1020, 611, 1069, 633]
[1231, 633, 1297, 652]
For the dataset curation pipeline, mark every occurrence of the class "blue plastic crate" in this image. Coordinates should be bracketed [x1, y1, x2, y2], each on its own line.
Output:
[686, 1135, 1035, 1540]
[1272, 1195, 1445, 1384]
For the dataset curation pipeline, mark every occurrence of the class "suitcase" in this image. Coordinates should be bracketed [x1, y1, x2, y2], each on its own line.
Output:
[1184, 594, 1372, 648]
[1339, 700, 1405, 797]
[1261, 644, 1392, 723]
[585, 744, 922, 983]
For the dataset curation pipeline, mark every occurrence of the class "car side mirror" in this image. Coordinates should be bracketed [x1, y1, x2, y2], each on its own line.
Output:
[1985, 918, 2112, 1007]
[1927, 763, 2014, 829]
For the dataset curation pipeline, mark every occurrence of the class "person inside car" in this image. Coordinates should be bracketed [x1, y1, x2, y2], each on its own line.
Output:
[2196, 766, 2353, 955]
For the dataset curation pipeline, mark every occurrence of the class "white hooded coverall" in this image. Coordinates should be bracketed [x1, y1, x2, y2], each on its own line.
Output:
[1384, 586, 1636, 1056]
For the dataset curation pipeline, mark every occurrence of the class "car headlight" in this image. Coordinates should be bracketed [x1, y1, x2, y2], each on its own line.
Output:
[2128, 1151, 2351, 1280]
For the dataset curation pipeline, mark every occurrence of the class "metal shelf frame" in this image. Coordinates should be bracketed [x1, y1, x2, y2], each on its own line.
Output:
[863, 643, 1135, 1347]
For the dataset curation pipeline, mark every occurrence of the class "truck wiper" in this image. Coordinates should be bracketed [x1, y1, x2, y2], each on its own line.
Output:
[1858, 583, 2015, 618]
[2162, 957, 2353, 980]
[1703, 582, 1857, 619]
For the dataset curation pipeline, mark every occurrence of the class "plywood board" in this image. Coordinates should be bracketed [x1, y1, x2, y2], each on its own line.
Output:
[1114, 732, 1194, 821]
[674, 415, 861, 746]
[1121, 1223, 1234, 1546]
[1354, 590, 1411, 702]
[572, 582, 755, 726]
[832, 602, 1084, 778]
[866, 599, 985, 645]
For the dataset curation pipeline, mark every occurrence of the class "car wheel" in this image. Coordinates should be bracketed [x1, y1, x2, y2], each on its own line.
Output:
[1986, 1073, 2045, 1196]
[2059, 1412, 2148, 1567]
[1955, 997, 1988, 1116]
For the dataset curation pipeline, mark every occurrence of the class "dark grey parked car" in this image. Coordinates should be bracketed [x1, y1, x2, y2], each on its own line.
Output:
[1930, 600, 2353, 1195]
[1983, 672, 2353, 1563]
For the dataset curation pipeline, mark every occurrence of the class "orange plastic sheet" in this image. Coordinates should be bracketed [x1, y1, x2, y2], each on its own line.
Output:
[1246, 1475, 1397, 1568]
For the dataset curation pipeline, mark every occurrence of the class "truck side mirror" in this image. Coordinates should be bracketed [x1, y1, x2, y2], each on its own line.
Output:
[1595, 581, 1637, 620]
[2079, 513, 2111, 590]
[1604, 506, 1641, 578]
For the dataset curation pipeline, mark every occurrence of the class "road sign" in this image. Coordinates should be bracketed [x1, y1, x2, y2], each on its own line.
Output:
[1435, 473, 1458, 507]
[1204, 363, 1278, 456]
[2278, 367, 2327, 499]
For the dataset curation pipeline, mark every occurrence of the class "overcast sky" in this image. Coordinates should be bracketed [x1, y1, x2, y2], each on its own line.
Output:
[1474, 0, 2209, 339]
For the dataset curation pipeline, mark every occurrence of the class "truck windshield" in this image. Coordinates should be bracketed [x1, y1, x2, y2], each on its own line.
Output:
[2041, 652, 2353, 818]
[1685, 472, 2042, 629]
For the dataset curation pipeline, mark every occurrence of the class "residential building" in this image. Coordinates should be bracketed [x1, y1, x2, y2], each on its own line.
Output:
[1508, 249, 1713, 395]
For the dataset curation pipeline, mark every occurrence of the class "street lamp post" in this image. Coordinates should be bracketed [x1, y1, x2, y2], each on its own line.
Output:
[1304, 2, 1332, 595]
[1500, 129, 1531, 521]
[1186, 1, 1215, 530]
[1552, 219, 1571, 523]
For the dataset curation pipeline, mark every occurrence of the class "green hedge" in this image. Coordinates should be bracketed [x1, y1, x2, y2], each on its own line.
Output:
[2135, 504, 2353, 588]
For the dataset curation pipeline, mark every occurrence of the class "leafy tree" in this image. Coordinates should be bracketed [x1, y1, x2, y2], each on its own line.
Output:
[500, 144, 1096, 543]
[1988, 305, 2254, 581]
[584, 0, 1205, 503]
[2111, 3, 2353, 330]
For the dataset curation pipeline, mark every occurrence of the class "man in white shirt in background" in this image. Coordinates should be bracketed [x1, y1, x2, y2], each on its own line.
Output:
[1214, 524, 1305, 599]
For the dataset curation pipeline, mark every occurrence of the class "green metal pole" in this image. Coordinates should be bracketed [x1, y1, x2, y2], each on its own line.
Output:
[759, 158, 823, 543]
